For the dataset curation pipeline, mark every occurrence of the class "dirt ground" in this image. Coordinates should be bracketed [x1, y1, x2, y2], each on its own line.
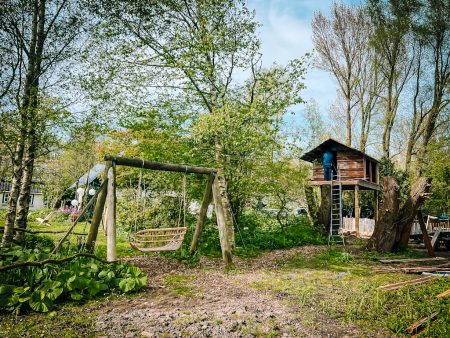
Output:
[95, 247, 386, 338]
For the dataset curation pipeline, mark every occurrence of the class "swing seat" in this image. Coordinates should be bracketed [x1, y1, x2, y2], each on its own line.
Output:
[129, 227, 187, 252]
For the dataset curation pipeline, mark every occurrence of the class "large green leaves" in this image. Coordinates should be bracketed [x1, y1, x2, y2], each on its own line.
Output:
[0, 249, 147, 313]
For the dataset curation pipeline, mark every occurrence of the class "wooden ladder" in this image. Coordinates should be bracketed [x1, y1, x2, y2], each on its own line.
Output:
[329, 166, 345, 245]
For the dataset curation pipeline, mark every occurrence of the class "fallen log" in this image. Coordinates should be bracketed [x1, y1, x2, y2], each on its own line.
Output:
[405, 312, 438, 336]
[376, 275, 439, 291]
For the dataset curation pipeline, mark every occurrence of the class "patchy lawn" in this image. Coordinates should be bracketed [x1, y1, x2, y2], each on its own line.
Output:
[1, 245, 449, 337]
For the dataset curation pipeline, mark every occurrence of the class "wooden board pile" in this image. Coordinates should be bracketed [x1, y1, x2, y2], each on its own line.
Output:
[375, 257, 450, 336]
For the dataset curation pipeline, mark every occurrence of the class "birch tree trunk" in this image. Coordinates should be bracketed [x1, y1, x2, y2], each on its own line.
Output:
[13, 0, 46, 240]
[1, 0, 40, 246]
[1, 143, 24, 245]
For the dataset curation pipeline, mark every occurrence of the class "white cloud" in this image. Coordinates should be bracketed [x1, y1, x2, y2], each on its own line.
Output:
[249, 0, 338, 116]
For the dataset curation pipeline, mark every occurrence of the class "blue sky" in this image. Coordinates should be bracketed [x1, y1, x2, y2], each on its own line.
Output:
[248, 0, 360, 117]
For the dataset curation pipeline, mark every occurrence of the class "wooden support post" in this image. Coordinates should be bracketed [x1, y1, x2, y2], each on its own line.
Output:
[212, 175, 233, 265]
[417, 210, 435, 257]
[355, 185, 360, 238]
[189, 173, 215, 255]
[373, 190, 378, 223]
[86, 162, 111, 252]
[106, 164, 117, 262]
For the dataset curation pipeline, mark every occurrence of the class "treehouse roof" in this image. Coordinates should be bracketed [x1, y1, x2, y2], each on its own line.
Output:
[300, 138, 379, 163]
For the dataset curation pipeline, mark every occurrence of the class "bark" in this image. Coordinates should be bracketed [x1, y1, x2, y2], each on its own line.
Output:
[1, 143, 24, 246]
[319, 185, 331, 235]
[14, 0, 46, 239]
[214, 140, 235, 250]
[367, 177, 399, 251]
[394, 177, 432, 251]
[304, 185, 320, 228]
[1, 0, 40, 246]
[367, 176, 432, 252]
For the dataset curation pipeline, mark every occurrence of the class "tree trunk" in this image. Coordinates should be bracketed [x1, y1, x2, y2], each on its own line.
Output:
[15, 0, 46, 239]
[2, 0, 45, 245]
[1, 143, 24, 246]
[319, 185, 331, 234]
[394, 177, 432, 251]
[367, 177, 432, 252]
[14, 141, 36, 240]
[367, 177, 399, 251]
[305, 185, 321, 228]
[214, 140, 235, 250]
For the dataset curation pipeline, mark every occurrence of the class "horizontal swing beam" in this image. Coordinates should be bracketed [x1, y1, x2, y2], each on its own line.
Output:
[104, 155, 216, 175]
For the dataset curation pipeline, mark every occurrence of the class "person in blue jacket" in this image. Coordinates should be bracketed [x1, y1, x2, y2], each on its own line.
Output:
[322, 151, 334, 181]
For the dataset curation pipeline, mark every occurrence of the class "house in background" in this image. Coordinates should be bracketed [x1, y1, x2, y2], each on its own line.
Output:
[0, 181, 45, 210]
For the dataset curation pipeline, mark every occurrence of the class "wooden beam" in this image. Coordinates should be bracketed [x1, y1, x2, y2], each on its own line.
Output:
[417, 210, 435, 257]
[355, 185, 360, 238]
[106, 164, 117, 262]
[212, 175, 233, 265]
[436, 289, 450, 298]
[189, 173, 215, 255]
[377, 257, 447, 263]
[86, 162, 111, 251]
[104, 155, 216, 175]
[51, 180, 108, 254]
[405, 312, 438, 336]
[376, 275, 439, 291]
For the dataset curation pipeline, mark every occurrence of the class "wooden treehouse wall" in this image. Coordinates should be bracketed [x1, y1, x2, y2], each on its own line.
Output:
[311, 151, 378, 183]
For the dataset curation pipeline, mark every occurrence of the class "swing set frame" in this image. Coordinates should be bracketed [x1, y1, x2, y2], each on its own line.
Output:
[84, 155, 235, 265]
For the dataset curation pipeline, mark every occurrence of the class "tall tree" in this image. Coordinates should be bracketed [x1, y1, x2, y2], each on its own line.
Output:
[414, 0, 450, 174]
[367, 0, 419, 158]
[0, 0, 86, 245]
[90, 0, 262, 254]
[312, 2, 370, 147]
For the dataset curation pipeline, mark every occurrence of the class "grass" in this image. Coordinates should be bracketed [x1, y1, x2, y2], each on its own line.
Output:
[251, 246, 450, 337]
[163, 274, 196, 297]
[0, 300, 101, 337]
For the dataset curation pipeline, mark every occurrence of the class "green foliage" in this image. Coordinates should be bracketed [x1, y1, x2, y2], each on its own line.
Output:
[0, 245, 147, 314]
[423, 137, 450, 215]
[378, 157, 411, 202]
[235, 213, 325, 255]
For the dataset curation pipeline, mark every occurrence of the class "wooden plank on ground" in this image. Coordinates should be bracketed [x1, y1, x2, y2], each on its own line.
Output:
[405, 312, 438, 336]
[402, 267, 450, 274]
[436, 289, 450, 298]
[377, 257, 447, 264]
[376, 275, 439, 291]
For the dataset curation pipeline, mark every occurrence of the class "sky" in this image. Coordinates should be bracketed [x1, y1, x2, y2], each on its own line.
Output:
[248, 0, 358, 118]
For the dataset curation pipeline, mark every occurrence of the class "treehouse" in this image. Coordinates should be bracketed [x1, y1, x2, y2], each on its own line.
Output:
[300, 138, 380, 241]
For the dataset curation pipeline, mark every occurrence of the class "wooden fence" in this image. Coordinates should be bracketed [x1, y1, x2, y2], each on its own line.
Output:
[341, 217, 375, 238]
